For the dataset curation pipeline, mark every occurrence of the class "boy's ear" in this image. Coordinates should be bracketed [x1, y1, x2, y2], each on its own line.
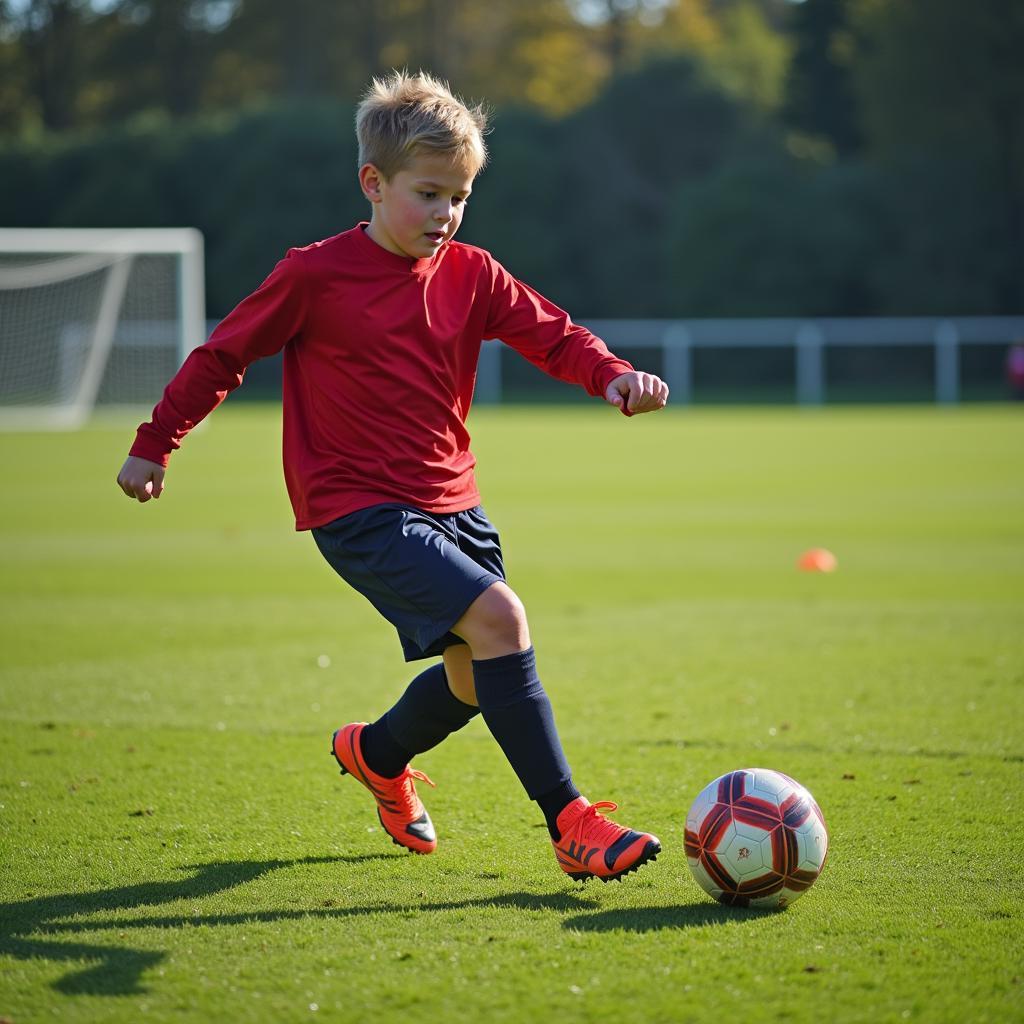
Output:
[359, 163, 386, 203]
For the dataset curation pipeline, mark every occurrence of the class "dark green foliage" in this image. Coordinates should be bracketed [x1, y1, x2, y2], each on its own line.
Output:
[854, 0, 1024, 314]
[457, 108, 569, 300]
[865, 154, 1016, 316]
[666, 154, 885, 316]
[0, 2, 1020, 318]
[0, 102, 363, 312]
[556, 57, 752, 316]
[181, 102, 364, 310]
[783, 0, 863, 156]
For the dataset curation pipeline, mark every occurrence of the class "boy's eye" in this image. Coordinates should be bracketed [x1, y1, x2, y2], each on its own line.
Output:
[417, 191, 469, 205]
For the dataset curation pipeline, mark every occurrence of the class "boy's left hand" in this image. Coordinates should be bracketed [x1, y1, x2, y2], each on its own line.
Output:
[605, 372, 669, 416]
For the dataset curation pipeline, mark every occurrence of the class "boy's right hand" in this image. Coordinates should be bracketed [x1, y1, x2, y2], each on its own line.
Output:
[117, 455, 166, 502]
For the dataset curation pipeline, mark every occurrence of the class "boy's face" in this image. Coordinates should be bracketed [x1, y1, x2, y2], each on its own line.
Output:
[360, 152, 476, 261]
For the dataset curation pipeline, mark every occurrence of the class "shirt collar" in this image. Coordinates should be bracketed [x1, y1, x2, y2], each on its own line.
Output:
[352, 221, 439, 275]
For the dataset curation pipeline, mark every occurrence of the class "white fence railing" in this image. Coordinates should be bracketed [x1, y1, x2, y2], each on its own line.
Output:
[475, 316, 1024, 404]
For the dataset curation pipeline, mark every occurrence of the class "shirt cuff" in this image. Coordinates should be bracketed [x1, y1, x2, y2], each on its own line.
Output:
[594, 359, 634, 398]
[129, 429, 174, 467]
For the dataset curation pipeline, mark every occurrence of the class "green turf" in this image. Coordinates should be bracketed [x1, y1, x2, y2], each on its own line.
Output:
[1, 404, 1022, 1024]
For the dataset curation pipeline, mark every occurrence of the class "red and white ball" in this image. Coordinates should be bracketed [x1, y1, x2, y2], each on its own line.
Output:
[684, 768, 828, 909]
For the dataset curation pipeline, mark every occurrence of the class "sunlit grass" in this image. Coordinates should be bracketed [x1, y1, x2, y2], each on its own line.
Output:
[1, 404, 1022, 1023]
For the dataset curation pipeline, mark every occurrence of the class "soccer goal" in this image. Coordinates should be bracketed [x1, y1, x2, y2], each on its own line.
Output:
[0, 228, 205, 429]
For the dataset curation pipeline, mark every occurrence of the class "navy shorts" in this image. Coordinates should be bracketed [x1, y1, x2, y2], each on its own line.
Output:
[312, 503, 506, 662]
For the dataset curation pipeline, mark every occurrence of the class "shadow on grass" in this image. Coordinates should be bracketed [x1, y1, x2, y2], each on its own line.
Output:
[562, 901, 774, 933]
[2, 856, 739, 996]
[0, 855, 372, 996]
[46, 887, 600, 940]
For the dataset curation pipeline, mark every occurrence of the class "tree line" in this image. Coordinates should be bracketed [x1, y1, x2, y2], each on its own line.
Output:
[0, 0, 1021, 318]
[0, 0, 793, 133]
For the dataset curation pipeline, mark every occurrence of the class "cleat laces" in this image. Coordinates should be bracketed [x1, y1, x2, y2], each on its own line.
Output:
[378, 766, 436, 817]
[570, 801, 627, 845]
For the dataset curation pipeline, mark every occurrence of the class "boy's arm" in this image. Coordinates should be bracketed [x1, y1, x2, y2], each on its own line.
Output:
[484, 259, 668, 414]
[119, 251, 307, 500]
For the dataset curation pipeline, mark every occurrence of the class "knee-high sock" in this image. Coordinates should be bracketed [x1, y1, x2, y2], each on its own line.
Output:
[360, 661, 479, 778]
[472, 647, 581, 837]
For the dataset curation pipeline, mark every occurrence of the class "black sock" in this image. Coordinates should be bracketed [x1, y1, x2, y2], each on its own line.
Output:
[359, 661, 479, 778]
[536, 780, 582, 841]
[471, 647, 580, 839]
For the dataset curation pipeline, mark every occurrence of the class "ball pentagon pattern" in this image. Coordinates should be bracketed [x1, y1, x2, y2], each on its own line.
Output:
[684, 768, 828, 909]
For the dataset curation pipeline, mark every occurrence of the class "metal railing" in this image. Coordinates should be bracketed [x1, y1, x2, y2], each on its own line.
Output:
[476, 316, 1024, 404]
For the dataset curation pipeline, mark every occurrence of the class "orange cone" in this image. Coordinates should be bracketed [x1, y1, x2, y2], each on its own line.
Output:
[797, 548, 837, 572]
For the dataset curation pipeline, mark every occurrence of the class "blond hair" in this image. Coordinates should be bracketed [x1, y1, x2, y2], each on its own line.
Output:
[356, 70, 489, 179]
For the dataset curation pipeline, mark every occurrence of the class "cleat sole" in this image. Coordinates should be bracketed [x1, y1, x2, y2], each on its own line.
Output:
[602, 848, 659, 884]
[601, 840, 660, 883]
[385, 831, 430, 855]
[564, 839, 661, 884]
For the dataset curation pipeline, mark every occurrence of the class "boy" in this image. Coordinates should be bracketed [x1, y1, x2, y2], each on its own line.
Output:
[117, 71, 669, 883]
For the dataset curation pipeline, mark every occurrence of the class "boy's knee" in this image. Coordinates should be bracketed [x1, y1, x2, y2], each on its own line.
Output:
[442, 645, 478, 706]
[453, 582, 530, 657]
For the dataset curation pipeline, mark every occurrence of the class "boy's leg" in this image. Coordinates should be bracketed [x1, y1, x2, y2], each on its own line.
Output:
[314, 505, 504, 856]
[440, 644, 477, 705]
[314, 505, 658, 877]
[330, 650, 479, 854]
[453, 583, 661, 882]
[359, 649, 479, 778]
[451, 582, 579, 830]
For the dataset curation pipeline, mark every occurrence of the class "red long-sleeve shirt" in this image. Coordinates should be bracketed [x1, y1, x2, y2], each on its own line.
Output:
[130, 224, 633, 530]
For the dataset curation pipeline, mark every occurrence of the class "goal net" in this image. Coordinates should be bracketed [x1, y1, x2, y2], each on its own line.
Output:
[0, 228, 205, 429]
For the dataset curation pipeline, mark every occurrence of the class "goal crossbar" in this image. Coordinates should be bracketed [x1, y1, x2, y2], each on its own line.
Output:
[0, 228, 204, 255]
[0, 228, 205, 429]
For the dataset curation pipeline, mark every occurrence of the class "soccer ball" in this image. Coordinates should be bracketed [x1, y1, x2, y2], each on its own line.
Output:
[684, 768, 828, 909]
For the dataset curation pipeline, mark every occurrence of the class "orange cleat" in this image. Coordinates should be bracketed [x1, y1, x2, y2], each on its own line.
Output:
[552, 797, 661, 883]
[331, 722, 437, 855]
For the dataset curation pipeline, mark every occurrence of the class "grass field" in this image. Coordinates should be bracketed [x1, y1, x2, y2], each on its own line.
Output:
[1, 404, 1023, 1024]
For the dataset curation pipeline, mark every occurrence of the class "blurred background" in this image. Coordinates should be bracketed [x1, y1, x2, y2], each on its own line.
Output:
[1, 0, 1022, 404]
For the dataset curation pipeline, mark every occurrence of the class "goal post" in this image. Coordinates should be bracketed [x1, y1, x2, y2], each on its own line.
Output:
[0, 228, 205, 429]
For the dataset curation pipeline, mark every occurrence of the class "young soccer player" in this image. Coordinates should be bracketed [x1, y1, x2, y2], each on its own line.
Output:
[117, 71, 669, 883]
